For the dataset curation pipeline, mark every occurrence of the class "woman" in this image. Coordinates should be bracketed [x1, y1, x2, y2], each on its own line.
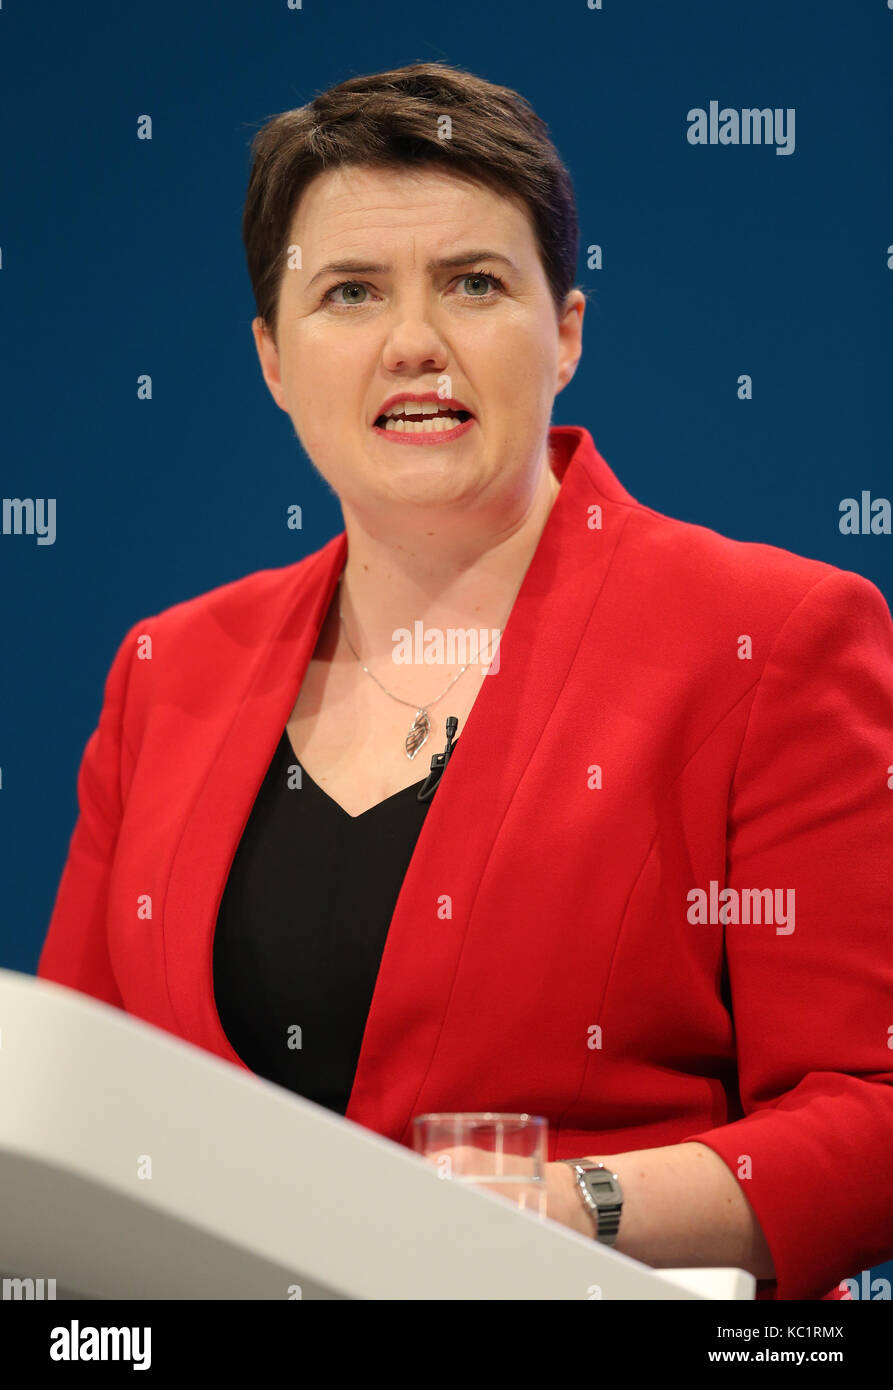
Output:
[38, 62, 893, 1302]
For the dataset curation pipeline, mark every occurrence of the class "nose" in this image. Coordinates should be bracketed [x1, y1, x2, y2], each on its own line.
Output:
[380, 295, 449, 375]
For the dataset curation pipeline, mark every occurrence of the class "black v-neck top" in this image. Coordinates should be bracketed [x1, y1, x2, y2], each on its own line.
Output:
[212, 729, 457, 1115]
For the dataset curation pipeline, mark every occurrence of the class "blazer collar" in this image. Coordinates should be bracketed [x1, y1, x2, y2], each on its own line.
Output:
[164, 426, 638, 1140]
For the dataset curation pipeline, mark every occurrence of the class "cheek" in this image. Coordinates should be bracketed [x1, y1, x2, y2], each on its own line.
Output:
[286, 334, 360, 417]
[287, 370, 362, 467]
[479, 326, 553, 386]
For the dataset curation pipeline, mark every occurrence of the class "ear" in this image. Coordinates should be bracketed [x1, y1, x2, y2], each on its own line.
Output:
[555, 289, 585, 394]
[251, 316, 288, 412]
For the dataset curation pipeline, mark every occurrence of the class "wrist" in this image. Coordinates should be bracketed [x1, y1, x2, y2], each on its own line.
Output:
[553, 1160, 598, 1238]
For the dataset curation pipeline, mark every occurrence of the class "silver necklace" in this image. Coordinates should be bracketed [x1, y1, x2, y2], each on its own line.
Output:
[337, 579, 501, 760]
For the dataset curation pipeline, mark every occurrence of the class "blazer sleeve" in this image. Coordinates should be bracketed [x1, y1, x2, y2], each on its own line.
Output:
[37, 621, 142, 1010]
[680, 568, 893, 1301]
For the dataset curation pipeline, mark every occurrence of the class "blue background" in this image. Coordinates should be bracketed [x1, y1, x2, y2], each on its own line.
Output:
[1, 0, 890, 1296]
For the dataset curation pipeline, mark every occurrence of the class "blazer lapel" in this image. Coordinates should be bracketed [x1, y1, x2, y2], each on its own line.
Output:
[344, 426, 638, 1141]
[163, 531, 348, 1069]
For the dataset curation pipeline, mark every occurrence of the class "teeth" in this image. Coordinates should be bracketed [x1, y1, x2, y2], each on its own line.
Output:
[381, 400, 468, 420]
[383, 416, 463, 432]
[385, 400, 441, 418]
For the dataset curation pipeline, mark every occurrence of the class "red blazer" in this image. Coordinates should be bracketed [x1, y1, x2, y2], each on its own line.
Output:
[38, 425, 893, 1301]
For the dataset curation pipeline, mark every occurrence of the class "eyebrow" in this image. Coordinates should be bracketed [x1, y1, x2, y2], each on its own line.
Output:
[305, 250, 519, 291]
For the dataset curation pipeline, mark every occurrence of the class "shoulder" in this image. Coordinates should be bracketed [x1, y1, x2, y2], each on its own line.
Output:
[136, 532, 344, 646]
[99, 533, 345, 720]
[144, 530, 342, 639]
[612, 497, 890, 644]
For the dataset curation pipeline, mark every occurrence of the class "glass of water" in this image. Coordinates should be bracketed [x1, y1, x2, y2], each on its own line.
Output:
[411, 1112, 548, 1218]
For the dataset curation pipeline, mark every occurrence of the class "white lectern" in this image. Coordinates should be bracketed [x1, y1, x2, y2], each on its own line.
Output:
[0, 969, 754, 1300]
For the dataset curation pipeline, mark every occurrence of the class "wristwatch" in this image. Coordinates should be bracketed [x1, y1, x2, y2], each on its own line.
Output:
[561, 1160, 623, 1245]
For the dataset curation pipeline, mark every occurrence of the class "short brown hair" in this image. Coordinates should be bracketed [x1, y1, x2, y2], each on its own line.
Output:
[241, 62, 580, 343]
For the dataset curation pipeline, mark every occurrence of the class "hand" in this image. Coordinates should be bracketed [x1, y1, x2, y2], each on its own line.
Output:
[418, 1146, 597, 1239]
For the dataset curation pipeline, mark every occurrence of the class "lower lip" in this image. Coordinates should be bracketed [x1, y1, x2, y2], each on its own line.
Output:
[371, 416, 476, 446]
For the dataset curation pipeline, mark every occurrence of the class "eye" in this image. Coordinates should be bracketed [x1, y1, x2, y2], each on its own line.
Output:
[323, 280, 371, 307]
[457, 271, 506, 299]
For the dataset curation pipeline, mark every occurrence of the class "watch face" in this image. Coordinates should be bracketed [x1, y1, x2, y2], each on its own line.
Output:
[584, 1172, 620, 1202]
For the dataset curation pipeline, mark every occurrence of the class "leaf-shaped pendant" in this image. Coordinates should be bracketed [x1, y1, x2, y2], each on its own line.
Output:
[405, 709, 430, 760]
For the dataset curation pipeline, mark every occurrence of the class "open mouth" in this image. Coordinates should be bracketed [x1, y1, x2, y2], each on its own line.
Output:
[374, 407, 473, 433]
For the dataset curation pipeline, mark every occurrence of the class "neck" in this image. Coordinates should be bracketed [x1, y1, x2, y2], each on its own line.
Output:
[335, 448, 561, 665]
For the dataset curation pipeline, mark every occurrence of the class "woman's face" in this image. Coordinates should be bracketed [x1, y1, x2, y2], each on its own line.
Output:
[252, 163, 584, 516]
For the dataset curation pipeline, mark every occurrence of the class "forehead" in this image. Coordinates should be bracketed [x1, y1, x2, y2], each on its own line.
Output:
[290, 164, 537, 256]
